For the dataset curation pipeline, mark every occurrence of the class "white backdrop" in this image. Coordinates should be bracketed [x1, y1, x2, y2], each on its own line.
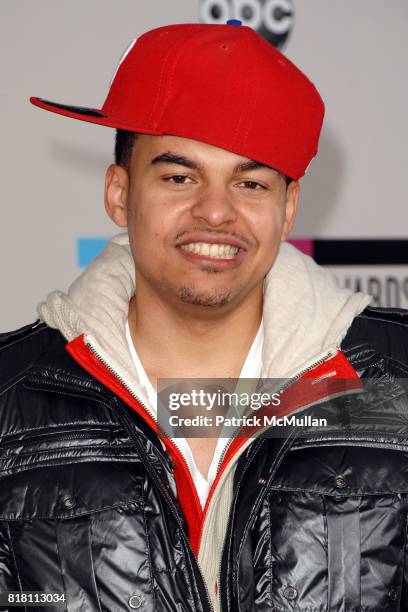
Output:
[1, 0, 407, 330]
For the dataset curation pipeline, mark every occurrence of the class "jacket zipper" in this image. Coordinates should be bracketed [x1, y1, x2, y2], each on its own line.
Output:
[84, 337, 214, 612]
[218, 437, 267, 609]
[220, 432, 299, 610]
[209, 348, 338, 605]
[0, 429, 116, 448]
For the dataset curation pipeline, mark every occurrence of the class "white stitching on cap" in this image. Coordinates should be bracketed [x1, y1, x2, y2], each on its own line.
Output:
[110, 39, 137, 85]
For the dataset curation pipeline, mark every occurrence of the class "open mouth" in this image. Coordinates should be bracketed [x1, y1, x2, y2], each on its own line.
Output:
[179, 242, 241, 260]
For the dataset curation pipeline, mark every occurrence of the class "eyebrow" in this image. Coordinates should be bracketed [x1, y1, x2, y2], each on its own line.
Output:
[150, 152, 271, 174]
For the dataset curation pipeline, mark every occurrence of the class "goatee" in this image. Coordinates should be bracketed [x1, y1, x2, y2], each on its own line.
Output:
[177, 285, 232, 307]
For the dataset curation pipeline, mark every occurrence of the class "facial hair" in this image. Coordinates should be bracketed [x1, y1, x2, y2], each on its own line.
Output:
[177, 283, 232, 307]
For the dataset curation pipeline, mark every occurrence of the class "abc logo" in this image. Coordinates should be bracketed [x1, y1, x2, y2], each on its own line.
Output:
[199, 0, 294, 49]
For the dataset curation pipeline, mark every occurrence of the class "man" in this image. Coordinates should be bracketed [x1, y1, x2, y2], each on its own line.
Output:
[1, 20, 408, 612]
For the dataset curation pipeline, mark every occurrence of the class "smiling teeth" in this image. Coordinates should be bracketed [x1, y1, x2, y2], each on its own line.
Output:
[180, 242, 239, 259]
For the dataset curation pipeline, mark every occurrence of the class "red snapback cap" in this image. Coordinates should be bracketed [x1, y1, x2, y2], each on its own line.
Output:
[30, 22, 325, 180]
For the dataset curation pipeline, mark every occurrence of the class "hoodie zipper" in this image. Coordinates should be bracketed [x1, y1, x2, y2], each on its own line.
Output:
[84, 337, 203, 481]
[212, 348, 338, 484]
[82, 335, 205, 510]
[83, 337, 215, 612]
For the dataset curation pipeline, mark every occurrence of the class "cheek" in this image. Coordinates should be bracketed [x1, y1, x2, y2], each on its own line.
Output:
[247, 208, 286, 276]
[251, 209, 286, 248]
[127, 196, 176, 266]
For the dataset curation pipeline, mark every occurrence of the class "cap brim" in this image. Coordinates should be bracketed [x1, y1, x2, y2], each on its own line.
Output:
[29, 97, 162, 134]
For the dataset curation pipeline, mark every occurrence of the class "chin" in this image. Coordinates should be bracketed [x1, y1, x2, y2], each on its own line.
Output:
[176, 285, 233, 308]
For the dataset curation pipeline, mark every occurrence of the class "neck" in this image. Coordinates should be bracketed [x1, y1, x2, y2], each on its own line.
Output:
[128, 278, 263, 384]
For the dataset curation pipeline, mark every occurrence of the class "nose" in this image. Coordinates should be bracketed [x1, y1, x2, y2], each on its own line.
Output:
[190, 183, 238, 226]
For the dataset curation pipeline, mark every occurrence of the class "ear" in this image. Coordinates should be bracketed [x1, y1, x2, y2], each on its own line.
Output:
[281, 180, 300, 242]
[104, 164, 129, 228]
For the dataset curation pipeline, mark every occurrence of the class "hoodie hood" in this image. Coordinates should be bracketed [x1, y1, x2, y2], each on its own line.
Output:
[39, 232, 372, 385]
[38, 232, 372, 611]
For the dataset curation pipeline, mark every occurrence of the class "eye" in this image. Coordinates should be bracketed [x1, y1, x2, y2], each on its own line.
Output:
[164, 175, 194, 185]
[238, 180, 266, 190]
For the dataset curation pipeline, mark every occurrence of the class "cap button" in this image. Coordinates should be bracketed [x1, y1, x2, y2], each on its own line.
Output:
[226, 19, 242, 26]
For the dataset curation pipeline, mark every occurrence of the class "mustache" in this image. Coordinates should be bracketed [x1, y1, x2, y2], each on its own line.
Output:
[173, 227, 252, 247]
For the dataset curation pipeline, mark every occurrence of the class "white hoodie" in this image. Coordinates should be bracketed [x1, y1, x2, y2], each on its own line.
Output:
[38, 232, 372, 610]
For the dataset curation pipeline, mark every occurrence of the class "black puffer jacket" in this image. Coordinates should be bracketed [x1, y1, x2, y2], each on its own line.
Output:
[1, 306, 408, 612]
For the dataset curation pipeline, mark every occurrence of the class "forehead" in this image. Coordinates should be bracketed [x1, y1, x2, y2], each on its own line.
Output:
[132, 133, 279, 175]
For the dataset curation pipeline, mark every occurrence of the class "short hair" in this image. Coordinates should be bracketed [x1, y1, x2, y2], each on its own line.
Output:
[114, 129, 292, 186]
[114, 129, 138, 172]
